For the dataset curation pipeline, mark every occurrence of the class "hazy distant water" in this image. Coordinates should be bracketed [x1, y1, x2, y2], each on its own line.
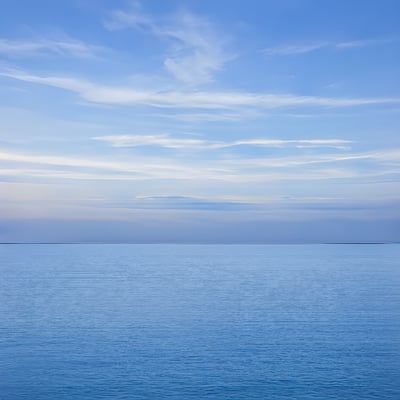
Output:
[0, 244, 399, 400]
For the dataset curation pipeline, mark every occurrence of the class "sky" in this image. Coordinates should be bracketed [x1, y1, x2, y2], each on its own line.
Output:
[0, 0, 399, 243]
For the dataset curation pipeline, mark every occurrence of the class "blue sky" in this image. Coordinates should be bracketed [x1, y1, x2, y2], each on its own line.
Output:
[0, 0, 399, 242]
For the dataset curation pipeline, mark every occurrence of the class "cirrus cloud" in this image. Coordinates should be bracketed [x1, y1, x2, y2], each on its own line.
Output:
[93, 134, 352, 150]
[106, 5, 233, 85]
[2, 70, 399, 111]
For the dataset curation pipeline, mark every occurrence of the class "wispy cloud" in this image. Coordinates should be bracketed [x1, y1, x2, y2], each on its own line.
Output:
[3, 70, 399, 110]
[105, 4, 232, 85]
[0, 150, 230, 181]
[132, 195, 254, 211]
[0, 37, 101, 58]
[223, 138, 352, 150]
[95, 134, 206, 149]
[264, 43, 328, 56]
[94, 134, 352, 150]
[0, 150, 191, 178]
[223, 149, 400, 168]
[0, 148, 399, 183]
[264, 38, 397, 56]
[104, 2, 152, 30]
[131, 194, 400, 213]
[148, 110, 263, 122]
[335, 38, 396, 48]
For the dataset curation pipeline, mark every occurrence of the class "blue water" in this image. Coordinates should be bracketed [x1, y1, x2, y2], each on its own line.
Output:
[0, 244, 399, 399]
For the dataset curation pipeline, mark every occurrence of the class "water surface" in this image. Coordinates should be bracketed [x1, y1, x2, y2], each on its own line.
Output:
[1, 244, 399, 399]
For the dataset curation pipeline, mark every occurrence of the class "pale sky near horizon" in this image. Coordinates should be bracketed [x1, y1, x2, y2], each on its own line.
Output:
[0, 0, 399, 243]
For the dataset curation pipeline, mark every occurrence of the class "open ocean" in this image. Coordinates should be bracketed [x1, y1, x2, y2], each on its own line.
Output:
[0, 244, 399, 399]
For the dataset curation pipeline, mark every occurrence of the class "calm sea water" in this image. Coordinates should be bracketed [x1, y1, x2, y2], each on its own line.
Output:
[0, 244, 399, 399]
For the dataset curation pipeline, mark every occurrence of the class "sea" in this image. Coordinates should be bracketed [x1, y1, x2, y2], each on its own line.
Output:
[0, 244, 399, 399]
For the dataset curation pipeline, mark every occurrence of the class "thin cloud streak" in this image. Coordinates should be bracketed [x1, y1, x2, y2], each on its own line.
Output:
[264, 43, 328, 56]
[2, 71, 400, 110]
[0, 151, 235, 181]
[0, 38, 101, 58]
[264, 38, 397, 56]
[225, 149, 400, 168]
[94, 134, 352, 150]
[0, 150, 202, 177]
[0, 149, 399, 183]
[336, 38, 397, 48]
[3, 187, 398, 223]
[131, 194, 400, 213]
[148, 111, 263, 121]
[1, 149, 399, 171]
[1, 166, 398, 184]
